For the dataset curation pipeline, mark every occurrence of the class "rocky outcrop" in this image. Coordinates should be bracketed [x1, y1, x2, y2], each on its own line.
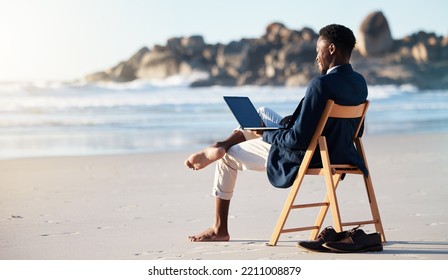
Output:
[357, 11, 394, 56]
[85, 11, 448, 89]
[352, 28, 448, 89]
[86, 47, 149, 82]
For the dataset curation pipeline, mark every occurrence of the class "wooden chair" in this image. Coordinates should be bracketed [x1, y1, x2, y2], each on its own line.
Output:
[268, 99, 386, 246]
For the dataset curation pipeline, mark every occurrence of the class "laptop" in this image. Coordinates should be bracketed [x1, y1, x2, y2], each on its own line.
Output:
[223, 96, 280, 130]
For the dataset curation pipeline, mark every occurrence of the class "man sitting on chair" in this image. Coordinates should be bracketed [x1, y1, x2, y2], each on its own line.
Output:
[185, 24, 368, 242]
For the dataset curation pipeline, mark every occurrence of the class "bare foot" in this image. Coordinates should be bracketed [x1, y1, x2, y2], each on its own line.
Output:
[188, 228, 230, 242]
[184, 146, 226, 170]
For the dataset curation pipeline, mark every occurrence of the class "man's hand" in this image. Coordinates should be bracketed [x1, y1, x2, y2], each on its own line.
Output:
[279, 115, 293, 127]
[249, 129, 265, 138]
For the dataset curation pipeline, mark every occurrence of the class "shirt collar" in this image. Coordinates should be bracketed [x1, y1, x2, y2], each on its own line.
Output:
[326, 65, 342, 74]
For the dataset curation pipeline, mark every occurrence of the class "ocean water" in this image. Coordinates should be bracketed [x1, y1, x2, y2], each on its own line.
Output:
[1, 75, 448, 160]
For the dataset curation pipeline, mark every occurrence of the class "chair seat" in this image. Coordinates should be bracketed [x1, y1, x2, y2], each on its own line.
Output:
[307, 165, 363, 175]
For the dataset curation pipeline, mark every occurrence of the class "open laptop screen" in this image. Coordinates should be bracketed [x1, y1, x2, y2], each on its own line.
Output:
[223, 96, 279, 130]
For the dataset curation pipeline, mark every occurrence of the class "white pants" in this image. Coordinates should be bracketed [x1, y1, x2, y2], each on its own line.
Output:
[212, 107, 283, 200]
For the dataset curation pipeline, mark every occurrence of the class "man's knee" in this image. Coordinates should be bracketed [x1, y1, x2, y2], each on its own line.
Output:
[257, 106, 269, 116]
[221, 145, 243, 170]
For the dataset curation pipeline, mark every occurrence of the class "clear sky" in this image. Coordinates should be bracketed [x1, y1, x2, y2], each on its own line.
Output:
[0, 0, 447, 82]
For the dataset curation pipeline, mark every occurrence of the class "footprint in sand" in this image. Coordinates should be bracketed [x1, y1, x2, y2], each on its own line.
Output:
[11, 215, 24, 219]
[427, 221, 447, 226]
[97, 225, 128, 230]
[40, 232, 80, 237]
[116, 204, 138, 212]
[134, 250, 164, 256]
[44, 220, 63, 224]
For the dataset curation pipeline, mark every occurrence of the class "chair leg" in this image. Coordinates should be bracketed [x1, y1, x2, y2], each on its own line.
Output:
[355, 137, 386, 243]
[310, 173, 342, 240]
[268, 166, 307, 246]
[364, 175, 386, 242]
[323, 171, 343, 233]
[319, 137, 343, 234]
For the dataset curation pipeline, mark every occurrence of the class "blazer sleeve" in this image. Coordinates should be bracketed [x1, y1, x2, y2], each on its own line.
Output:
[263, 78, 328, 150]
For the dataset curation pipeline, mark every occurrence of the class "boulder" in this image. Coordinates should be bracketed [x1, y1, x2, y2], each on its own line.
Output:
[285, 73, 309, 87]
[278, 41, 316, 67]
[180, 35, 205, 56]
[412, 42, 430, 63]
[84, 47, 149, 82]
[265, 22, 287, 45]
[300, 27, 316, 41]
[357, 11, 394, 56]
[264, 51, 278, 78]
[136, 50, 180, 79]
[127, 47, 150, 67]
[105, 61, 136, 82]
[84, 71, 111, 82]
[245, 39, 271, 71]
[166, 37, 182, 53]
[216, 40, 250, 74]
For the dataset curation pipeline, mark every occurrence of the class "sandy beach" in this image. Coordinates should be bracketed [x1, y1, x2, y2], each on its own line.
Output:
[0, 132, 447, 260]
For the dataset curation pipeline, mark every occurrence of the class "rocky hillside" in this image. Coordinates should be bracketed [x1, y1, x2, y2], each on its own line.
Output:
[85, 11, 448, 89]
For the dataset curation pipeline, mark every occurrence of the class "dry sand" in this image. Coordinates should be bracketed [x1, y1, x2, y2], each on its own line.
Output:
[0, 132, 447, 260]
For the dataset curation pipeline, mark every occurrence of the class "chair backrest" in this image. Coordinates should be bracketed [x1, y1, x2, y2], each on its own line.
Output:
[310, 100, 369, 148]
[327, 100, 369, 139]
[299, 99, 369, 172]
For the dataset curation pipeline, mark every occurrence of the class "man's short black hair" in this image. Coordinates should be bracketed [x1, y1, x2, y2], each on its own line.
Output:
[319, 24, 356, 55]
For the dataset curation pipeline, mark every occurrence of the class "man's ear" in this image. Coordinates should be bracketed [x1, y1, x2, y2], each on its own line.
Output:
[329, 43, 336, 55]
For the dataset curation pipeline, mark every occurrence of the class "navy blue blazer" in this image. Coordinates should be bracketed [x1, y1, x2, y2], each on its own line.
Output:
[263, 64, 368, 188]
